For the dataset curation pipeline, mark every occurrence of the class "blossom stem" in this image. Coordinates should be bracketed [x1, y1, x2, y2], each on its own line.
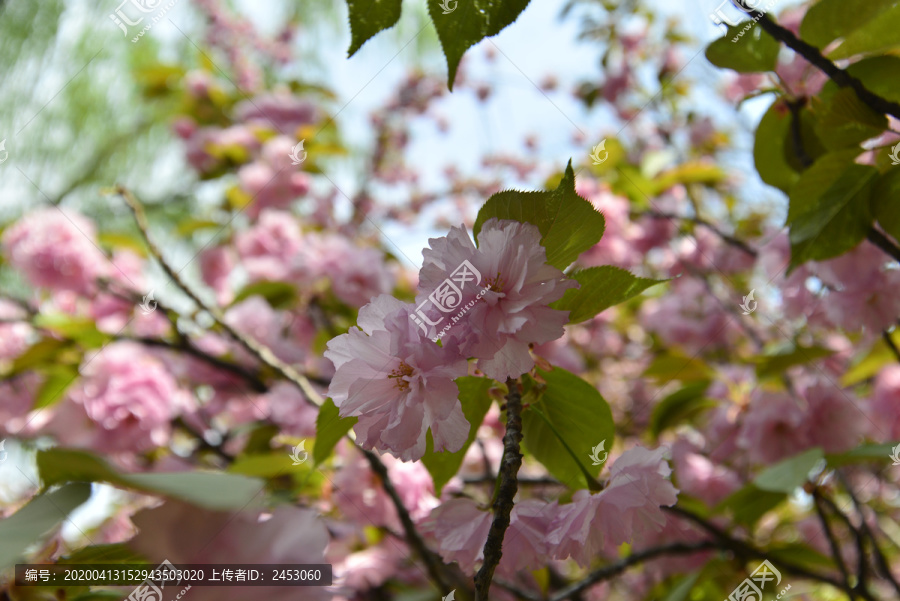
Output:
[474, 378, 524, 601]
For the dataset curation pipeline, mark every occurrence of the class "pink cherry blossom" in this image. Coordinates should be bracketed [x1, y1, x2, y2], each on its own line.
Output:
[332, 445, 437, 529]
[2, 208, 108, 294]
[235, 209, 303, 282]
[70, 342, 192, 452]
[416, 218, 576, 381]
[234, 92, 319, 135]
[672, 439, 740, 506]
[870, 365, 900, 441]
[325, 295, 469, 461]
[801, 380, 867, 453]
[420, 497, 493, 574]
[737, 391, 811, 464]
[264, 381, 320, 437]
[199, 245, 237, 305]
[0, 300, 32, 362]
[223, 296, 307, 366]
[300, 233, 395, 308]
[549, 446, 679, 566]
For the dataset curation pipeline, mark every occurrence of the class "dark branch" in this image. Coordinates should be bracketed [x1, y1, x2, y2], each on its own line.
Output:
[474, 378, 524, 601]
[753, 13, 900, 120]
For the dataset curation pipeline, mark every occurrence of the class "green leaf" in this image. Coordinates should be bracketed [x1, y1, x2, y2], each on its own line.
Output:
[10, 338, 72, 373]
[753, 345, 835, 379]
[873, 169, 900, 242]
[800, 0, 896, 49]
[754, 101, 802, 194]
[714, 483, 786, 526]
[649, 381, 715, 439]
[228, 453, 301, 477]
[661, 573, 701, 601]
[829, 4, 900, 60]
[422, 376, 494, 495]
[231, 281, 298, 310]
[521, 367, 614, 489]
[473, 161, 605, 270]
[706, 22, 780, 73]
[427, 0, 532, 89]
[345, 0, 403, 56]
[313, 398, 357, 465]
[61, 543, 144, 564]
[767, 543, 835, 571]
[826, 441, 900, 467]
[33, 313, 110, 348]
[37, 449, 263, 510]
[550, 266, 667, 324]
[812, 88, 888, 150]
[644, 353, 714, 383]
[841, 332, 900, 386]
[787, 149, 877, 268]
[0, 483, 91, 570]
[755, 447, 824, 493]
[33, 365, 79, 410]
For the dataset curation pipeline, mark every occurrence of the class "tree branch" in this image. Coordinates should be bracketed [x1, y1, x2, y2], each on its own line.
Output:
[837, 472, 900, 598]
[753, 13, 900, 120]
[812, 490, 858, 600]
[547, 541, 718, 601]
[634, 210, 757, 257]
[866, 228, 900, 263]
[664, 505, 846, 590]
[117, 185, 324, 408]
[474, 378, 524, 601]
[362, 449, 459, 595]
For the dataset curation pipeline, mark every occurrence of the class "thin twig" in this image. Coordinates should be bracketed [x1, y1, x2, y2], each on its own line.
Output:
[117, 185, 324, 408]
[635, 210, 757, 257]
[837, 472, 900, 598]
[474, 378, 524, 601]
[547, 541, 718, 601]
[664, 506, 846, 589]
[867, 228, 900, 264]
[812, 490, 857, 600]
[362, 449, 457, 594]
[818, 493, 873, 600]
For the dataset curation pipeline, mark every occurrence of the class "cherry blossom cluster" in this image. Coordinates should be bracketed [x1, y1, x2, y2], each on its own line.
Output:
[325, 217, 576, 461]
